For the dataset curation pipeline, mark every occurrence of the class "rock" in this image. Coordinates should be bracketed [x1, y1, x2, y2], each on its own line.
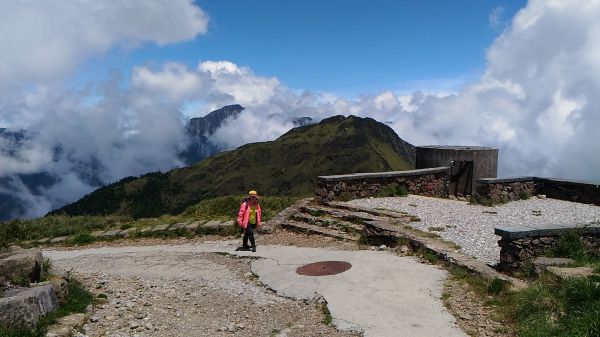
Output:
[258, 225, 273, 234]
[533, 257, 574, 274]
[45, 325, 75, 337]
[57, 313, 86, 329]
[30, 276, 69, 304]
[537, 194, 547, 199]
[152, 224, 170, 232]
[185, 221, 202, 232]
[0, 248, 43, 282]
[50, 236, 70, 244]
[130, 321, 141, 329]
[91, 230, 106, 238]
[399, 245, 410, 254]
[90, 316, 100, 323]
[0, 284, 59, 329]
[99, 230, 122, 239]
[169, 223, 188, 231]
[547, 266, 595, 279]
[377, 245, 387, 251]
[118, 227, 138, 237]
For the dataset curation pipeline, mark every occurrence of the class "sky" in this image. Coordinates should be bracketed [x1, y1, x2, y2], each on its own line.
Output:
[2, 0, 600, 218]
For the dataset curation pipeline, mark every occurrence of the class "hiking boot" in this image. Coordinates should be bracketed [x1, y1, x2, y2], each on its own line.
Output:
[251, 246, 256, 252]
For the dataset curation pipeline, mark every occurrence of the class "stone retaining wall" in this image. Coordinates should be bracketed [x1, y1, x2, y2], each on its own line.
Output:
[314, 167, 449, 203]
[495, 226, 600, 271]
[477, 177, 600, 205]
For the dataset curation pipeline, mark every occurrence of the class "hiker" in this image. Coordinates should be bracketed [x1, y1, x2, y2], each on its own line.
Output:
[237, 190, 262, 252]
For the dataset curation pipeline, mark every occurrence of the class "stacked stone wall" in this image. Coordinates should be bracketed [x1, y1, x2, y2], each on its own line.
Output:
[315, 167, 449, 203]
[498, 234, 600, 271]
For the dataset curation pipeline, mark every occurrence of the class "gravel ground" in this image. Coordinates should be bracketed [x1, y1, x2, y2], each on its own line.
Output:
[54, 251, 358, 337]
[346, 196, 600, 265]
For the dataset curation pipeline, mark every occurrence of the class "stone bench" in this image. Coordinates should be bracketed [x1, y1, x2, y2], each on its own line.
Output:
[495, 224, 600, 271]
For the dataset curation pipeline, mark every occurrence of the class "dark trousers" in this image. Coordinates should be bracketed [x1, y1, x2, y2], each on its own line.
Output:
[243, 224, 256, 248]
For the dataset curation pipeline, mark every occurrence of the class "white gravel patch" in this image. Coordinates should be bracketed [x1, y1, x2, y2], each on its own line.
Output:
[345, 195, 600, 265]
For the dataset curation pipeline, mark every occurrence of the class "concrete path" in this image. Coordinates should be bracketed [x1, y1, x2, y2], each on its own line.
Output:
[46, 241, 466, 337]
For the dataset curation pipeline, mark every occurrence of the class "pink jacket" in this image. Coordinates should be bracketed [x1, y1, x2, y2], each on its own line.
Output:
[237, 200, 262, 229]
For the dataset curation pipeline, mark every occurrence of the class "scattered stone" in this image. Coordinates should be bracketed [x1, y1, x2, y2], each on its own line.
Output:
[536, 194, 547, 199]
[45, 325, 74, 337]
[399, 245, 410, 254]
[377, 245, 387, 251]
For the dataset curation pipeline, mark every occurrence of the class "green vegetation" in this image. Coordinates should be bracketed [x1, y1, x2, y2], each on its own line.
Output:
[51, 115, 415, 218]
[0, 215, 127, 248]
[427, 226, 446, 232]
[69, 233, 96, 246]
[548, 231, 600, 265]
[448, 243, 600, 337]
[376, 184, 409, 197]
[320, 302, 333, 325]
[519, 190, 532, 200]
[1, 195, 299, 246]
[0, 277, 94, 337]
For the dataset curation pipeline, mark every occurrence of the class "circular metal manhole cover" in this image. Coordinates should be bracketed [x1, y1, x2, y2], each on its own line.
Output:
[296, 261, 352, 276]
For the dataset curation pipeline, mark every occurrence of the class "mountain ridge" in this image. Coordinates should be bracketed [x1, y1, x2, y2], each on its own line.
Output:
[51, 115, 415, 218]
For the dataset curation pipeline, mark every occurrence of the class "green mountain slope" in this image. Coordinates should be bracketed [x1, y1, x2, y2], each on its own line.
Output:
[51, 115, 415, 218]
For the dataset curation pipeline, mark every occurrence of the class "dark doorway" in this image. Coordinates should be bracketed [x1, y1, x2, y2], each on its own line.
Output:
[449, 160, 474, 197]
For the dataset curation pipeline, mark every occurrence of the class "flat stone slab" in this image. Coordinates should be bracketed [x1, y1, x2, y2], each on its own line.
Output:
[203, 220, 224, 228]
[152, 224, 170, 232]
[0, 284, 58, 329]
[495, 225, 600, 240]
[185, 221, 202, 232]
[169, 223, 188, 231]
[547, 266, 596, 279]
[50, 236, 70, 244]
[118, 228, 138, 237]
[98, 230, 122, 238]
[319, 166, 449, 182]
[91, 231, 106, 238]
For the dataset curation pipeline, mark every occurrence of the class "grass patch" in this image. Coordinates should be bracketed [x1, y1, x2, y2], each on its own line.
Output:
[448, 264, 600, 337]
[320, 302, 332, 325]
[519, 190, 532, 200]
[376, 184, 408, 197]
[418, 248, 439, 264]
[428, 226, 446, 232]
[69, 232, 96, 246]
[0, 277, 94, 337]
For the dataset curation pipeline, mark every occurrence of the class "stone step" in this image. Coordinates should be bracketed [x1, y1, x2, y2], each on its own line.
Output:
[290, 213, 363, 235]
[325, 201, 418, 223]
[299, 205, 376, 224]
[280, 220, 359, 241]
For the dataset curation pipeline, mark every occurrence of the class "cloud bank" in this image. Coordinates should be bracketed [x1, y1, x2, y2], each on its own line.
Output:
[1, 0, 600, 220]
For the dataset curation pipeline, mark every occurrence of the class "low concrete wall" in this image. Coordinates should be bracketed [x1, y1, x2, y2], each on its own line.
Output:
[495, 226, 600, 271]
[314, 167, 449, 203]
[477, 177, 600, 206]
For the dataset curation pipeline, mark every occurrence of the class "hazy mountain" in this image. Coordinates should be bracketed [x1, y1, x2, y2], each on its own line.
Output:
[51, 115, 416, 218]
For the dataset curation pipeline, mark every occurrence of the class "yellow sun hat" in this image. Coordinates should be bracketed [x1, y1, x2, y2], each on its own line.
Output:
[248, 190, 259, 198]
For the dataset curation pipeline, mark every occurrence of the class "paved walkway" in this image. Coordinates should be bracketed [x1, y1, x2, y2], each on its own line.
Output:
[46, 241, 466, 337]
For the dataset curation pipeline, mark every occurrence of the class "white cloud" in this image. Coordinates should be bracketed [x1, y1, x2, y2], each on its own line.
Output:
[3, 0, 600, 220]
[489, 6, 505, 29]
[0, 0, 208, 85]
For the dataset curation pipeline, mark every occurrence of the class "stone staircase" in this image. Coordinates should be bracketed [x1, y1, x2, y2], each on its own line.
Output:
[276, 201, 414, 242]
